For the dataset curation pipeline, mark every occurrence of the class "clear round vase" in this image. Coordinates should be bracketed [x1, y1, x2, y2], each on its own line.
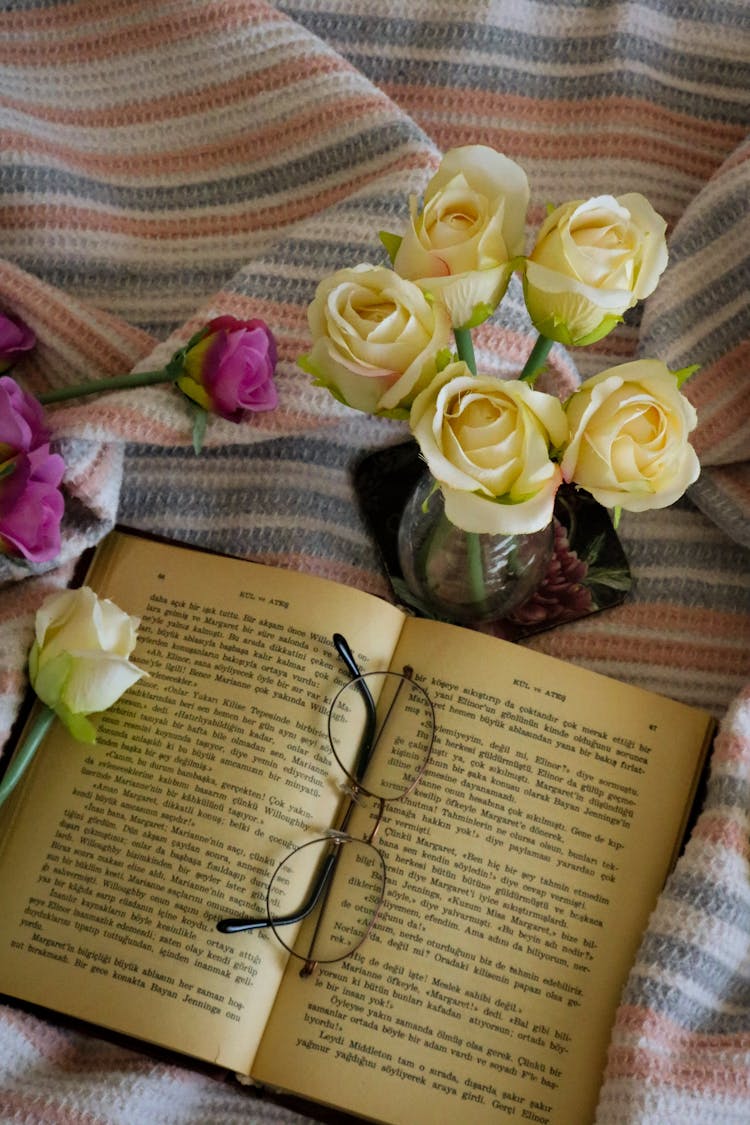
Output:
[397, 473, 553, 626]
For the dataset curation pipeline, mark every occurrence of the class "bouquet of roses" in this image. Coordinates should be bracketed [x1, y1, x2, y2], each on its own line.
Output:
[301, 145, 699, 539]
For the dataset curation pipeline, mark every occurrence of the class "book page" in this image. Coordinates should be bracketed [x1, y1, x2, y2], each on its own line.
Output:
[0, 531, 406, 1074]
[253, 617, 713, 1124]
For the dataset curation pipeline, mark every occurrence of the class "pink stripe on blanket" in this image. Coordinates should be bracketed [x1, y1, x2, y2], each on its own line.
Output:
[537, 617, 748, 677]
[0, 50, 362, 128]
[712, 730, 750, 767]
[0, 265, 154, 378]
[0, 0, 285, 65]
[612, 1004, 750, 1052]
[5, 93, 399, 178]
[692, 815, 750, 857]
[687, 344, 750, 464]
[384, 87, 745, 151]
[47, 390, 352, 445]
[0, 1091, 107, 1125]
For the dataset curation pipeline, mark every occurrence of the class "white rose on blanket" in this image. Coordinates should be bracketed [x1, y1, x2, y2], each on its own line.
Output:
[523, 193, 668, 346]
[28, 586, 146, 742]
[301, 264, 452, 417]
[560, 360, 700, 511]
[409, 361, 569, 534]
[390, 145, 529, 330]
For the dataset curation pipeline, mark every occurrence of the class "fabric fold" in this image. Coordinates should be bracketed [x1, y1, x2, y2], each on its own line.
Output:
[638, 136, 750, 547]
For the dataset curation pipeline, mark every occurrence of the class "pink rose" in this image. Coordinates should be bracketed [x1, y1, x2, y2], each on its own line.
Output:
[176, 316, 278, 422]
[0, 374, 50, 456]
[0, 445, 65, 562]
[0, 375, 65, 563]
[0, 312, 36, 374]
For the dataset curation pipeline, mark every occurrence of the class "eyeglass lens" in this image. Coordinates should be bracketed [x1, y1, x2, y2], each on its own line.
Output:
[267, 835, 386, 965]
[328, 671, 434, 801]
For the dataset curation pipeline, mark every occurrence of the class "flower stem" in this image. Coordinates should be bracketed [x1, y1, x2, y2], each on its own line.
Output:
[519, 333, 554, 384]
[0, 705, 55, 808]
[452, 327, 485, 609]
[38, 368, 174, 405]
[453, 327, 477, 376]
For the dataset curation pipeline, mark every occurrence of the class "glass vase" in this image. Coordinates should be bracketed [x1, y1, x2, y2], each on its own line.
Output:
[396, 473, 553, 626]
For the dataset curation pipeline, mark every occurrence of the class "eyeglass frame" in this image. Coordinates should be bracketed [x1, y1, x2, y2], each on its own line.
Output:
[216, 632, 435, 976]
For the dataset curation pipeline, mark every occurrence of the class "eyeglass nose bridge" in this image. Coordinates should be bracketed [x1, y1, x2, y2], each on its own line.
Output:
[338, 780, 387, 846]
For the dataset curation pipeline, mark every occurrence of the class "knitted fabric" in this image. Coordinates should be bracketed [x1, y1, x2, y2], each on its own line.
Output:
[0, 2, 748, 1122]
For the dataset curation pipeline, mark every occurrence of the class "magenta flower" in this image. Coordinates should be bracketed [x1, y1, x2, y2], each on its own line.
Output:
[0, 374, 50, 456]
[0, 445, 65, 562]
[0, 376, 65, 564]
[176, 316, 279, 422]
[0, 312, 36, 374]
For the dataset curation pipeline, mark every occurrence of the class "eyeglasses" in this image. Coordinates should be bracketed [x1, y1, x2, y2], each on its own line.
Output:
[216, 633, 435, 977]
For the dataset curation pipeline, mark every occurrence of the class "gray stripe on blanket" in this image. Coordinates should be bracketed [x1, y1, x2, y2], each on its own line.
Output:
[621, 974, 750, 1034]
[278, 17, 749, 119]
[0, 122, 429, 210]
[666, 870, 750, 929]
[119, 438, 387, 569]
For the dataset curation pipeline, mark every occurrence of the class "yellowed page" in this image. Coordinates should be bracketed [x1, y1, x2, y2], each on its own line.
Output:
[253, 616, 713, 1125]
[0, 530, 405, 1074]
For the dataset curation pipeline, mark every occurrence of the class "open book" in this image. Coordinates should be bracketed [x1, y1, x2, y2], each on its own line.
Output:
[0, 530, 713, 1125]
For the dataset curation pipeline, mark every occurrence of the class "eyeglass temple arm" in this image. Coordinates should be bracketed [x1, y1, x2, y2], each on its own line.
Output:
[217, 845, 339, 934]
[332, 633, 377, 780]
[216, 633, 372, 935]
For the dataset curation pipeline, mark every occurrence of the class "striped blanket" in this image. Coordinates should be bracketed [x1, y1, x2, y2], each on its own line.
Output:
[1, 2, 748, 1122]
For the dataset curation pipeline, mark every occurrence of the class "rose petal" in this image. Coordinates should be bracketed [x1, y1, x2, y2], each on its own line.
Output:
[442, 469, 562, 534]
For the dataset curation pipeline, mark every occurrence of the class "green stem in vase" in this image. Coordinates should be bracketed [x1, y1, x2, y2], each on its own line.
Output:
[415, 496, 454, 593]
[453, 327, 476, 376]
[38, 368, 175, 405]
[0, 705, 55, 808]
[519, 333, 554, 385]
[453, 326, 486, 610]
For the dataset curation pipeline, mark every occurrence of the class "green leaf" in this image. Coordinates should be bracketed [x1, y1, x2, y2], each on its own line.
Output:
[585, 566, 632, 592]
[56, 703, 97, 743]
[545, 202, 558, 217]
[461, 302, 495, 330]
[435, 346, 453, 372]
[376, 406, 410, 421]
[297, 353, 317, 378]
[580, 531, 607, 565]
[484, 489, 537, 507]
[165, 344, 189, 380]
[573, 315, 623, 348]
[378, 230, 402, 264]
[182, 324, 211, 352]
[420, 480, 440, 514]
[674, 364, 700, 388]
[612, 505, 622, 530]
[298, 354, 348, 403]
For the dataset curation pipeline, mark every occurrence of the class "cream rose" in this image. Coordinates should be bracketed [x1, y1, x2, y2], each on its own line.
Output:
[410, 362, 569, 534]
[391, 146, 529, 330]
[29, 586, 146, 742]
[524, 194, 668, 346]
[560, 360, 699, 511]
[300, 264, 451, 416]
